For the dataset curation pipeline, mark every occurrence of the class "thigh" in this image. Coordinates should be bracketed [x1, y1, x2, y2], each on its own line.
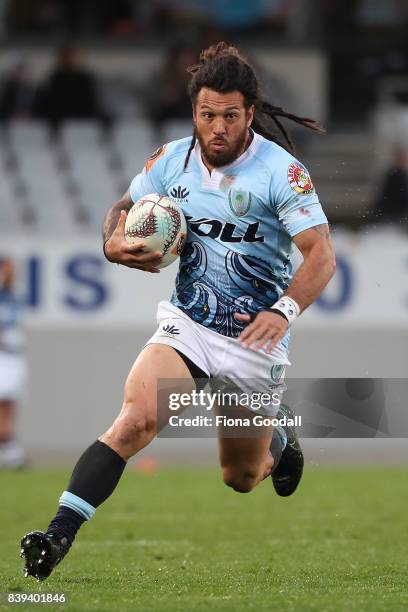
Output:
[101, 344, 196, 450]
[123, 343, 196, 422]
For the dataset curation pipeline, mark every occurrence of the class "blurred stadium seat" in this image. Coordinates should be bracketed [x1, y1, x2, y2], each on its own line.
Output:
[60, 121, 103, 152]
[18, 163, 76, 234]
[164, 120, 193, 143]
[66, 152, 119, 232]
[8, 120, 50, 151]
[0, 164, 22, 233]
[5, 124, 76, 234]
[111, 120, 159, 184]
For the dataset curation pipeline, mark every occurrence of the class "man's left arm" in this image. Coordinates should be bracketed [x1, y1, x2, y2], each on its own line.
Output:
[236, 223, 336, 352]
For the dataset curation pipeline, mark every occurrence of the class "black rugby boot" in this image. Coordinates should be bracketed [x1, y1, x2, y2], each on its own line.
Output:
[20, 531, 70, 581]
[271, 403, 304, 497]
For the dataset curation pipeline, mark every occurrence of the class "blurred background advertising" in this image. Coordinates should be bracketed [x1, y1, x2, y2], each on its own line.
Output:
[0, 0, 406, 463]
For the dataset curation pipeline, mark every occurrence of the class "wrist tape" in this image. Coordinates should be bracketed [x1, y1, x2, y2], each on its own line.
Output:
[270, 296, 300, 325]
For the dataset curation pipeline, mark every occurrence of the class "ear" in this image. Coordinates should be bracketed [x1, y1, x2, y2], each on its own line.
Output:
[192, 104, 197, 125]
[246, 104, 254, 128]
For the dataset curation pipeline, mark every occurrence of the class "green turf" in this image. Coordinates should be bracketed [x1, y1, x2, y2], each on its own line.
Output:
[0, 467, 407, 612]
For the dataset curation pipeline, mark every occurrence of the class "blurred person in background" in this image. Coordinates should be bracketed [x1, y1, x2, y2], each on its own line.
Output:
[0, 257, 26, 469]
[145, 43, 198, 135]
[36, 43, 111, 130]
[0, 57, 36, 121]
[373, 146, 408, 225]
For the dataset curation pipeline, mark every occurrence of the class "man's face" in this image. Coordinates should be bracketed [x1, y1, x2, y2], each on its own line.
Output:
[193, 88, 254, 168]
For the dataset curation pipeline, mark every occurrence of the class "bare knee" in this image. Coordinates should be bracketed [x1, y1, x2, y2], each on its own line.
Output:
[116, 410, 156, 445]
[101, 400, 157, 459]
[222, 466, 259, 493]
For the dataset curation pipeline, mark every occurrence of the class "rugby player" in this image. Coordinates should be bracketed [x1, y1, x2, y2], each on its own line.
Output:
[21, 42, 336, 580]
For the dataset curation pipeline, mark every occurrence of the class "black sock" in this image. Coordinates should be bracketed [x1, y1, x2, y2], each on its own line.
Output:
[66, 440, 127, 507]
[47, 506, 86, 546]
[47, 440, 126, 544]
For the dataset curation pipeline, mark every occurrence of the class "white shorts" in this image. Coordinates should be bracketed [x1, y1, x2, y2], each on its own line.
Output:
[0, 352, 27, 401]
[145, 301, 290, 416]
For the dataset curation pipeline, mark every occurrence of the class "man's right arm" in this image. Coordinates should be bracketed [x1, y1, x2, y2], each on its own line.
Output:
[102, 189, 133, 245]
[102, 189, 163, 272]
[104, 141, 168, 271]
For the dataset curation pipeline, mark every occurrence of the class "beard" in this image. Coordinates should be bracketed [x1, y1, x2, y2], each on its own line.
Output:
[197, 128, 249, 168]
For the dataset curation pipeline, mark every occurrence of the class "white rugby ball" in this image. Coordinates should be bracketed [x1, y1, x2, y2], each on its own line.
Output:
[125, 193, 187, 269]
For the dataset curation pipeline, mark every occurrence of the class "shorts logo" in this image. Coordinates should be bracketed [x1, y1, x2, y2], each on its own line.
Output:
[161, 324, 180, 336]
[287, 162, 314, 195]
[271, 364, 285, 384]
[145, 144, 167, 172]
[228, 189, 252, 217]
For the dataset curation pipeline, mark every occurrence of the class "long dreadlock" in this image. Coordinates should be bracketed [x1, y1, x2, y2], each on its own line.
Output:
[184, 42, 324, 170]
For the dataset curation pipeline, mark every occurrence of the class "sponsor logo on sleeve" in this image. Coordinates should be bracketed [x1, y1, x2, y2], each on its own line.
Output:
[287, 162, 314, 195]
[145, 144, 167, 172]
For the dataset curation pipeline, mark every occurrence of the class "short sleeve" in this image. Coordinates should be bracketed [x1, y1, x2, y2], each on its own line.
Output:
[129, 144, 167, 203]
[271, 159, 328, 237]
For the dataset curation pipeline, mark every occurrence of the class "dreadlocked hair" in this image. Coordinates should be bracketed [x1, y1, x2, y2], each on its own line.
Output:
[184, 41, 325, 170]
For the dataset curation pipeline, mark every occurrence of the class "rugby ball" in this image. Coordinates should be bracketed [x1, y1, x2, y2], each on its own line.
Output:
[125, 193, 187, 269]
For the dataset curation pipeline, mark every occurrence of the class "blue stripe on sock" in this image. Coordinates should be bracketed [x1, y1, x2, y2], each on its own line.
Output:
[59, 491, 96, 520]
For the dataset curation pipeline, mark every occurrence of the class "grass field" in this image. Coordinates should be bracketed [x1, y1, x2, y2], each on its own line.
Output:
[0, 467, 407, 612]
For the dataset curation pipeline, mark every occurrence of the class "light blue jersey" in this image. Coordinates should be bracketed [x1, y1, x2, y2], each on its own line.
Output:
[130, 131, 327, 344]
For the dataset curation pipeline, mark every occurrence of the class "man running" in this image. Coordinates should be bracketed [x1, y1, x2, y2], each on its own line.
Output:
[21, 42, 335, 581]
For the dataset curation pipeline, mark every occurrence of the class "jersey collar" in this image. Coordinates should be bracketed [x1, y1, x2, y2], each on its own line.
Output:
[193, 130, 262, 189]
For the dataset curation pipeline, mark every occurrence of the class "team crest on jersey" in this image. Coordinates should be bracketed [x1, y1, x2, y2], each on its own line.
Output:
[228, 189, 252, 217]
[145, 144, 167, 172]
[287, 162, 314, 195]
